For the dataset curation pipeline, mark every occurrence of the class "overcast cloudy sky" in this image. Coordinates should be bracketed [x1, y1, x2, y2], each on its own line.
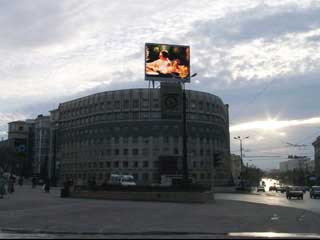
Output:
[1, 0, 320, 170]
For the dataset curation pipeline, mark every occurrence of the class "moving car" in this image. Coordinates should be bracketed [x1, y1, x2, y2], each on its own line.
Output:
[286, 186, 304, 200]
[310, 186, 320, 199]
[257, 186, 265, 192]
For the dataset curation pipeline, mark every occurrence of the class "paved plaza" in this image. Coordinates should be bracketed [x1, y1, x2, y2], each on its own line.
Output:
[0, 185, 320, 238]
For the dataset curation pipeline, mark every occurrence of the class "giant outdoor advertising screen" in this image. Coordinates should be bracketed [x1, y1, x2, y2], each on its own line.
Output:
[145, 43, 190, 82]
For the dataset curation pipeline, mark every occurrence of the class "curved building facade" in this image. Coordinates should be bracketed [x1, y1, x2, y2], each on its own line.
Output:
[56, 87, 231, 186]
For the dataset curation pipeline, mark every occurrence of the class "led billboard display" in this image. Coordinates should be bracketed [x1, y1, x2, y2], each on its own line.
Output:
[145, 43, 190, 82]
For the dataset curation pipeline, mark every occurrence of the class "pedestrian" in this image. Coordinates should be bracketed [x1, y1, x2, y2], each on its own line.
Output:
[32, 177, 37, 188]
[44, 179, 50, 193]
[18, 177, 23, 186]
[7, 174, 15, 194]
[75, 178, 83, 192]
[0, 174, 6, 199]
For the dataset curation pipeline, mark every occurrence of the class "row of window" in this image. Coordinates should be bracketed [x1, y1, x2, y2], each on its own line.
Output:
[62, 147, 180, 158]
[60, 97, 225, 120]
[61, 134, 223, 144]
[59, 112, 227, 128]
[61, 160, 215, 170]
[62, 147, 221, 160]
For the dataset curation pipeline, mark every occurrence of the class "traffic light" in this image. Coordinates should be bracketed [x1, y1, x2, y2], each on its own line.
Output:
[213, 152, 224, 168]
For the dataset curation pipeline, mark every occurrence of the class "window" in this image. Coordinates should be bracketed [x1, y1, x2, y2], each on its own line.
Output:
[173, 148, 179, 155]
[153, 148, 160, 156]
[132, 173, 139, 181]
[133, 161, 139, 168]
[123, 149, 129, 155]
[123, 161, 129, 168]
[142, 173, 149, 181]
[153, 161, 159, 168]
[133, 100, 139, 108]
[132, 149, 139, 155]
[143, 161, 149, 168]
[132, 112, 139, 119]
[114, 100, 120, 109]
[99, 162, 104, 168]
[106, 149, 111, 156]
[114, 149, 119, 155]
[132, 137, 139, 143]
[106, 162, 111, 168]
[163, 136, 170, 144]
[153, 173, 159, 181]
[113, 161, 119, 168]
[124, 99, 130, 109]
[142, 148, 149, 156]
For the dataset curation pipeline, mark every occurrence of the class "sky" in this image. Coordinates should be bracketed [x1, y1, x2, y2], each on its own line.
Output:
[0, 0, 320, 170]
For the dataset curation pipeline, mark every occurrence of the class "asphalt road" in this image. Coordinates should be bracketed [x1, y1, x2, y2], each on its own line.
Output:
[1, 185, 320, 238]
[216, 190, 320, 214]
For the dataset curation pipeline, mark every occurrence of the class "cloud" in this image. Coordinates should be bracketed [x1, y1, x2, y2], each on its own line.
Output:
[1, 0, 320, 170]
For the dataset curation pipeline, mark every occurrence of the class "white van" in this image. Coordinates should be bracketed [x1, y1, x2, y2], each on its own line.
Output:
[109, 174, 136, 186]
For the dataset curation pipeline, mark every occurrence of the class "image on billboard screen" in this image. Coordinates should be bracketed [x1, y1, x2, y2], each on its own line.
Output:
[145, 43, 190, 82]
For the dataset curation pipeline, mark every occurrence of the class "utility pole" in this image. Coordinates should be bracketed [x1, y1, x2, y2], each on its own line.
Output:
[234, 136, 249, 187]
[182, 83, 189, 186]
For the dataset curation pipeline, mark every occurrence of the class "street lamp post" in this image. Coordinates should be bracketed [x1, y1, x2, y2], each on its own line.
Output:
[234, 136, 249, 184]
[181, 73, 197, 186]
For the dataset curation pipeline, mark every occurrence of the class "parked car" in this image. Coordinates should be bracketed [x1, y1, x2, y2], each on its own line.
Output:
[269, 186, 276, 191]
[286, 186, 304, 200]
[276, 186, 287, 193]
[109, 174, 136, 187]
[257, 186, 265, 192]
[298, 186, 309, 193]
[310, 186, 320, 199]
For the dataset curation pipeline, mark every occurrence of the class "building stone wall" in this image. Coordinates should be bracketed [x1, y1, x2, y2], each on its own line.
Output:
[53, 88, 231, 186]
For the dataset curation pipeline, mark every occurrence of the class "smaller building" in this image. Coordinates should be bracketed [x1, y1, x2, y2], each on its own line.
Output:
[279, 156, 311, 172]
[313, 137, 320, 180]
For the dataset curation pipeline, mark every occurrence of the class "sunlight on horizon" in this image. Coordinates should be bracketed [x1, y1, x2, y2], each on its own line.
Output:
[230, 116, 320, 132]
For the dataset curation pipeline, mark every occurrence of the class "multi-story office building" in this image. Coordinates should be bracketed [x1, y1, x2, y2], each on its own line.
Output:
[313, 136, 320, 180]
[54, 86, 232, 186]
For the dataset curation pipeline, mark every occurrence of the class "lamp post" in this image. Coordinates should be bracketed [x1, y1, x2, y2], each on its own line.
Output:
[181, 73, 197, 186]
[234, 136, 249, 184]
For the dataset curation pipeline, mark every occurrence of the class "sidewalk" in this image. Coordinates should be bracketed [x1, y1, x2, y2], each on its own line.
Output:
[0, 185, 319, 235]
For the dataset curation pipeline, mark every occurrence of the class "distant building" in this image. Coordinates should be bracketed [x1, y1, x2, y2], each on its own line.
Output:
[32, 115, 51, 178]
[313, 137, 320, 180]
[304, 160, 315, 173]
[279, 156, 311, 172]
[5, 116, 51, 178]
[7, 120, 34, 177]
